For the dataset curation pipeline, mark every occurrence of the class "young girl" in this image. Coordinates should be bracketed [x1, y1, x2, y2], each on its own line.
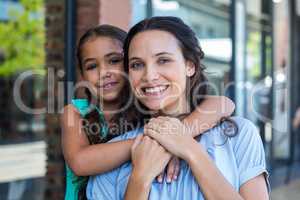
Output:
[61, 24, 235, 200]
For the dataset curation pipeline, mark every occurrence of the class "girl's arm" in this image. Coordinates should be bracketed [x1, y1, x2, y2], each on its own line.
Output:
[61, 104, 133, 176]
[61, 96, 234, 176]
[183, 95, 235, 137]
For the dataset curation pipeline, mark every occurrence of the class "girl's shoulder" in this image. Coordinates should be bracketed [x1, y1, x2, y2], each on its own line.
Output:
[70, 98, 90, 116]
[63, 98, 96, 118]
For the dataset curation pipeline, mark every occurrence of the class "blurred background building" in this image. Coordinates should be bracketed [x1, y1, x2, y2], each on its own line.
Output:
[0, 0, 300, 199]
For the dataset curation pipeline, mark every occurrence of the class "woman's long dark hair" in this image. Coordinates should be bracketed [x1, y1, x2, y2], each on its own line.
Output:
[76, 24, 140, 144]
[123, 16, 238, 138]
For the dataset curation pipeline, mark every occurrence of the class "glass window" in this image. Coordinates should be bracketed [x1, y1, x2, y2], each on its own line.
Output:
[131, 0, 148, 25]
[149, 0, 232, 95]
[272, 0, 291, 161]
[0, 0, 46, 199]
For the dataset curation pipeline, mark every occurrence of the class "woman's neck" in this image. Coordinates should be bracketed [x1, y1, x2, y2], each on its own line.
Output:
[155, 97, 191, 118]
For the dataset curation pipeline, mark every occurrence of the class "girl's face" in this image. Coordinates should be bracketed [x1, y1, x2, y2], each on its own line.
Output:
[81, 37, 125, 102]
[128, 30, 195, 114]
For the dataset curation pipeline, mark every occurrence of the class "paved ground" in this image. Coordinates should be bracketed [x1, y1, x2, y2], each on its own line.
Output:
[271, 179, 300, 200]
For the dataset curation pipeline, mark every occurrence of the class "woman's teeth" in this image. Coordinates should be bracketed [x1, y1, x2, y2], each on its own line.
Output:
[143, 85, 168, 95]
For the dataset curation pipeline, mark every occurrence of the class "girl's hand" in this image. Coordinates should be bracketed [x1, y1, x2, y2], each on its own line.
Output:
[156, 156, 180, 183]
[131, 134, 172, 184]
[144, 117, 196, 160]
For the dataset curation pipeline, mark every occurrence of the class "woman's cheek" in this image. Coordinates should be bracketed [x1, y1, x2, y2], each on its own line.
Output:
[129, 72, 140, 86]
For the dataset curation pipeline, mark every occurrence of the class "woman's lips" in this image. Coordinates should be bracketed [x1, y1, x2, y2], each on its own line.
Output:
[140, 85, 169, 97]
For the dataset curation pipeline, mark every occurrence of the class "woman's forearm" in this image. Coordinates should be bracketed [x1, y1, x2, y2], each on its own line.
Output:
[183, 96, 235, 137]
[68, 139, 134, 176]
[185, 141, 242, 200]
[124, 170, 152, 200]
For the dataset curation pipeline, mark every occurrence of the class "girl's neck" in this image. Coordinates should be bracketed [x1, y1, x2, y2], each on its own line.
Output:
[100, 99, 121, 122]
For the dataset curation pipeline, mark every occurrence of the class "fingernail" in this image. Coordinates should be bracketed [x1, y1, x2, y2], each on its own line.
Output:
[174, 175, 178, 180]
[167, 177, 171, 183]
[158, 177, 162, 183]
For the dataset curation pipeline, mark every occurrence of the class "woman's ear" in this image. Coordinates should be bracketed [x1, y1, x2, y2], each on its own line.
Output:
[186, 61, 196, 77]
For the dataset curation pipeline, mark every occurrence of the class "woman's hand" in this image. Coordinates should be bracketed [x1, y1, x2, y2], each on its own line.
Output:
[130, 134, 172, 185]
[144, 116, 196, 160]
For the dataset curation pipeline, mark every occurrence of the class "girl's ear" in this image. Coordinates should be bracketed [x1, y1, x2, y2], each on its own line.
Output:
[186, 61, 196, 77]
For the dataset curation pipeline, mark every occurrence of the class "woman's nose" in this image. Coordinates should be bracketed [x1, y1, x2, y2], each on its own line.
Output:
[142, 65, 159, 82]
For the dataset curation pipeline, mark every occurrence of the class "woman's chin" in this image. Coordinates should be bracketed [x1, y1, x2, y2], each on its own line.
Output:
[141, 102, 171, 114]
[141, 101, 161, 111]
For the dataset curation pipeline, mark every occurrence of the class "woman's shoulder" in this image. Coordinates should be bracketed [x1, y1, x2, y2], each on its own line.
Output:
[230, 116, 256, 127]
[227, 116, 263, 151]
[203, 116, 261, 149]
[229, 116, 259, 137]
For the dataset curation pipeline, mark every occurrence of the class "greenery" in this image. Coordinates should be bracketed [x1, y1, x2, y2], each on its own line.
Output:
[0, 0, 45, 76]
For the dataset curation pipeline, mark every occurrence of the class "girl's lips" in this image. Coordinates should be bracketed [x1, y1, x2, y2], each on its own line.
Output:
[99, 81, 119, 91]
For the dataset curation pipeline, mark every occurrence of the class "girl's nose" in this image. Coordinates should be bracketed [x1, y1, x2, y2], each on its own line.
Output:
[98, 66, 112, 78]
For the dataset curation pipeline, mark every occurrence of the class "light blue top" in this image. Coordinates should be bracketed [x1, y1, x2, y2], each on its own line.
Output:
[86, 116, 269, 200]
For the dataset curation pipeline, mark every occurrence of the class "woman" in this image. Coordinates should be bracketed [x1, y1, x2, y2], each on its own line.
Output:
[86, 17, 269, 200]
[61, 24, 235, 200]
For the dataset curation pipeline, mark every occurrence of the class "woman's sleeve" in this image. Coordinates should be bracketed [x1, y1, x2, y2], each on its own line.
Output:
[232, 117, 270, 191]
[86, 173, 118, 200]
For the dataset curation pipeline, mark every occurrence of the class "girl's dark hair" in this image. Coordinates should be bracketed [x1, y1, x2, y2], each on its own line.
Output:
[123, 16, 237, 138]
[76, 24, 139, 145]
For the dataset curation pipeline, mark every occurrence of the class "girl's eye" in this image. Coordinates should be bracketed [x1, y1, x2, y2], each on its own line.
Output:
[129, 62, 144, 70]
[86, 63, 97, 70]
[157, 58, 170, 65]
[109, 57, 123, 65]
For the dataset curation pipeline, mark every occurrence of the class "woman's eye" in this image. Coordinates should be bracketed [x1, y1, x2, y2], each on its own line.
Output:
[130, 62, 144, 70]
[86, 63, 97, 70]
[157, 58, 170, 65]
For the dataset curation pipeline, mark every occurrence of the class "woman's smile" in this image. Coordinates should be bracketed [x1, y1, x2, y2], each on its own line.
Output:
[140, 84, 170, 97]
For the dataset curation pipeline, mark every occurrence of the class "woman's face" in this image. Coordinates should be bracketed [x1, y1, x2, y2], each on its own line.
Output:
[128, 30, 195, 114]
[81, 37, 125, 102]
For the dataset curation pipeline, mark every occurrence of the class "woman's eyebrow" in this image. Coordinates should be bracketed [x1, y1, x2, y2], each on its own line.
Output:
[129, 52, 174, 62]
[129, 57, 140, 62]
[154, 51, 174, 57]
